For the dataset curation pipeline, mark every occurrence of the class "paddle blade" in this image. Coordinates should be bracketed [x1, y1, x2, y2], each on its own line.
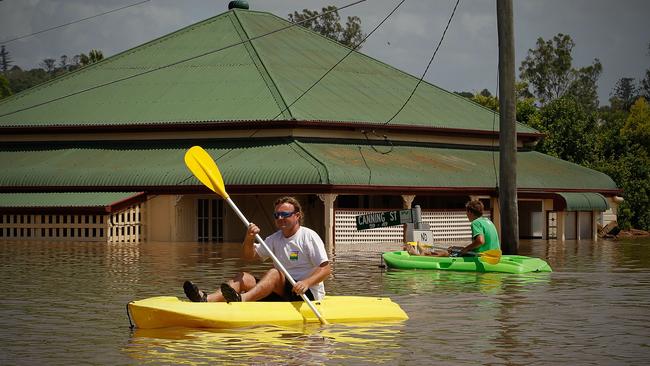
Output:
[478, 249, 502, 265]
[184, 146, 229, 199]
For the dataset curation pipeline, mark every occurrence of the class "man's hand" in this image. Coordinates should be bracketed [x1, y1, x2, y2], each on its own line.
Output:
[246, 223, 260, 238]
[448, 246, 464, 256]
[293, 280, 309, 295]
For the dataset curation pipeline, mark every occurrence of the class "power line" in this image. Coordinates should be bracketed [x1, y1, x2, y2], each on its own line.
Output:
[270, 0, 406, 121]
[382, 0, 461, 126]
[0, 0, 367, 119]
[1, 0, 151, 45]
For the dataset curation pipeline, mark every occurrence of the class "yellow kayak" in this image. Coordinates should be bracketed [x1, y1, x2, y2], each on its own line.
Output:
[127, 296, 408, 329]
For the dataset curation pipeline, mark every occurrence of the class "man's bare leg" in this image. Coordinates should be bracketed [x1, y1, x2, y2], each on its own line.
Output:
[205, 272, 257, 302]
[240, 268, 286, 302]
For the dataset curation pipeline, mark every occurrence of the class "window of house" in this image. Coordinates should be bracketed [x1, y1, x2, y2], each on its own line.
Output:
[197, 198, 224, 242]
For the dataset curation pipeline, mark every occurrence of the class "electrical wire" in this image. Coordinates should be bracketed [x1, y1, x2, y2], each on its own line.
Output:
[358, 146, 372, 185]
[270, 0, 406, 121]
[360, 0, 460, 159]
[1, 0, 151, 45]
[382, 0, 460, 126]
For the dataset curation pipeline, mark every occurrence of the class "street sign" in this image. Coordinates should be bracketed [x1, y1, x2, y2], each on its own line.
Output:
[355, 209, 413, 230]
[412, 229, 434, 245]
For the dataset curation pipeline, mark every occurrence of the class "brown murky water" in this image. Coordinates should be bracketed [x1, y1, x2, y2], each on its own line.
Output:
[1, 238, 649, 365]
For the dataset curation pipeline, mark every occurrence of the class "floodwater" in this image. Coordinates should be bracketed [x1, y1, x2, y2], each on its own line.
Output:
[1, 237, 649, 365]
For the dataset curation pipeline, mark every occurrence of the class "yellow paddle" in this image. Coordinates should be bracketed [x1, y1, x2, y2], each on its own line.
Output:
[184, 146, 329, 325]
[405, 242, 502, 265]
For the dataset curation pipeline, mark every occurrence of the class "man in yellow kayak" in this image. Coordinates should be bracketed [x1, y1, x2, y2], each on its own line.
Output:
[405, 200, 501, 257]
[184, 196, 332, 303]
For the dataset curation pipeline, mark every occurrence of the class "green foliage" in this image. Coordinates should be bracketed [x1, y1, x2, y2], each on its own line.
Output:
[621, 98, 650, 151]
[79, 49, 104, 66]
[0, 45, 12, 74]
[0, 74, 12, 99]
[456, 85, 540, 125]
[528, 97, 595, 165]
[592, 145, 650, 230]
[516, 34, 650, 228]
[593, 107, 629, 159]
[5, 49, 104, 94]
[519, 33, 602, 110]
[515, 97, 538, 125]
[288, 6, 365, 49]
[589, 98, 650, 230]
[610, 77, 639, 110]
[471, 91, 499, 111]
[566, 60, 602, 111]
[6, 66, 50, 94]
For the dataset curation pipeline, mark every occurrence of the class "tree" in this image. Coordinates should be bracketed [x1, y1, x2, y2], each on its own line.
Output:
[0, 45, 12, 74]
[594, 145, 650, 230]
[6, 66, 50, 94]
[288, 6, 365, 49]
[621, 97, 650, 151]
[79, 49, 104, 66]
[641, 43, 650, 99]
[40, 58, 57, 75]
[59, 55, 69, 71]
[610, 77, 639, 110]
[0, 74, 12, 99]
[519, 33, 602, 109]
[528, 96, 596, 165]
[472, 90, 499, 111]
[566, 61, 602, 111]
[642, 69, 650, 100]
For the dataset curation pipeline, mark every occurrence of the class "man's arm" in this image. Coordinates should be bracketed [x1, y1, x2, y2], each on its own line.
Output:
[242, 223, 260, 261]
[461, 234, 484, 254]
[292, 261, 332, 295]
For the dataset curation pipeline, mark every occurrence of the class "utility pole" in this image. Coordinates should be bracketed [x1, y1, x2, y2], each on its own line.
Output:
[497, 0, 518, 254]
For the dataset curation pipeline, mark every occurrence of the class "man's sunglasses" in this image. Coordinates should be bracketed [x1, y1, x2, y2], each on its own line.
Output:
[273, 211, 297, 219]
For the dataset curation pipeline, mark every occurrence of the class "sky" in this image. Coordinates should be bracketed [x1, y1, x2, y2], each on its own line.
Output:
[0, 0, 648, 105]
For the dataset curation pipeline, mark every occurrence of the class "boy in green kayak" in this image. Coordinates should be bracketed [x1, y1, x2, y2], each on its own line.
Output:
[405, 200, 501, 257]
[184, 196, 332, 303]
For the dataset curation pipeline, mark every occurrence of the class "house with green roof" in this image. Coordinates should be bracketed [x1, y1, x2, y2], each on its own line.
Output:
[0, 2, 621, 248]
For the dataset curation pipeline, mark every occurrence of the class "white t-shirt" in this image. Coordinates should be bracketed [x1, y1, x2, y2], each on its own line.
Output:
[254, 226, 329, 300]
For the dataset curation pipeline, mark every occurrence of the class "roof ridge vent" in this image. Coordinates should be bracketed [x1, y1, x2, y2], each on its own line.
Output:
[228, 1, 249, 10]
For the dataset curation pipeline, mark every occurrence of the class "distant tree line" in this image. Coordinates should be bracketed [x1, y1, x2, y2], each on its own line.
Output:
[0, 46, 103, 97]
[456, 35, 650, 230]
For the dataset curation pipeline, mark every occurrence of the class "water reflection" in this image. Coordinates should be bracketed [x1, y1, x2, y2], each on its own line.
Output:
[382, 267, 552, 295]
[126, 323, 406, 365]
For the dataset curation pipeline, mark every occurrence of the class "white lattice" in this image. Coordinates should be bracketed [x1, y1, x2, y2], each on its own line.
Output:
[334, 209, 491, 246]
[335, 210, 404, 246]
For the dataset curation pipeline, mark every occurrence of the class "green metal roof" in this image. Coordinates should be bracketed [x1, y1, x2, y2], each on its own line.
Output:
[0, 9, 537, 134]
[0, 139, 617, 192]
[0, 192, 141, 208]
[557, 192, 609, 211]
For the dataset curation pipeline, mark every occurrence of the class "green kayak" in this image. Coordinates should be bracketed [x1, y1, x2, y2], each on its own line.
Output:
[382, 251, 552, 273]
